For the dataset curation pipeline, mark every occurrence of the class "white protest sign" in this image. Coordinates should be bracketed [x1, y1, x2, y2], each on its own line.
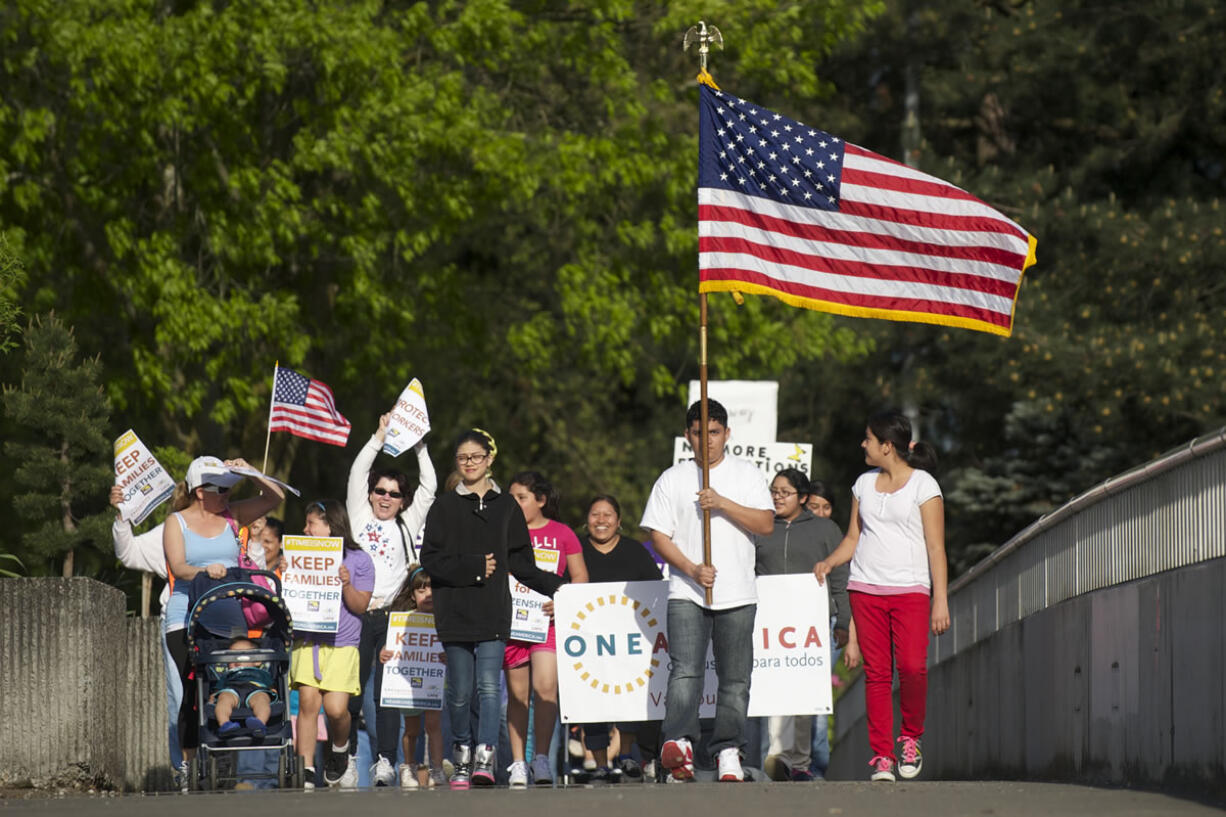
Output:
[380, 611, 445, 710]
[113, 429, 176, 525]
[281, 536, 344, 633]
[227, 464, 301, 497]
[673, 437, 813, 479]
[556, 575, 831, 722]
[687, 380, 778, 442]
[508, 547, 558, 643]
[383, 378, 430, 457]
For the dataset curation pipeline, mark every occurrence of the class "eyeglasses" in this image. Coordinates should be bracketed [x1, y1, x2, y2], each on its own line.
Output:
[372, 487, 404, 499]
[769, 489, 798, 498]
[455, 453, 489, 465]
[202, 485, 230, 494]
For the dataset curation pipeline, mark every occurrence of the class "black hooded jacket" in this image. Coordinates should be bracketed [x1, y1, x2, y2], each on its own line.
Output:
[420, 486, 565, 642]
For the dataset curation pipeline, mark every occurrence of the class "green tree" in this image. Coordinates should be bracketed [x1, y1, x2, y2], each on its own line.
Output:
[3, 314, 113, 577]
[0, 233, 21, 354]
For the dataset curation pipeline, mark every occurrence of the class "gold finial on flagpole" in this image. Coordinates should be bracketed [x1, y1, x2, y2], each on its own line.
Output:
[684, 21, 723, 88]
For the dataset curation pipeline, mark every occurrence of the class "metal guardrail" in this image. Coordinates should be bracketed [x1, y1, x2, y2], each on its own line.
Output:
[933, 426, 1226, 665]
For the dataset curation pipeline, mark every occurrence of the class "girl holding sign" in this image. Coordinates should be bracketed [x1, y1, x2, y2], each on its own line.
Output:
[378, 564, 447, 789]
[291, 499, 375, 790]
[504, 471, 588, 787]
[813, 411, 949, 783]
[419, 430, 569, 789]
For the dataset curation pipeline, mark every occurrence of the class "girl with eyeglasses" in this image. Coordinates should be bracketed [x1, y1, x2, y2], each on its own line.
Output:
[419, 430, 568, 788]
[291, 499, 375, 789]
[161, 456, 285, 775]
[345, 411, 437, 785]
[814, 411, 949, 783]
[753, 467, 849, 782]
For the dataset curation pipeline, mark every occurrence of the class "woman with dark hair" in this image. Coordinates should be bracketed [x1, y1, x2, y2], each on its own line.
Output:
[805, 480, 836, 519]
[503, 470, 588, 787]
[291, 499, 375, 790]
[814, 411, 948, 783]
[754, 467, 849, 782]
[419, 430, 568, 789]
[574, 494, 663, 782]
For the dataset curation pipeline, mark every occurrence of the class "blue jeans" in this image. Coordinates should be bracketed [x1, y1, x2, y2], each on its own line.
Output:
[661, 600, 756, 755]
[443, 640, 505, 749]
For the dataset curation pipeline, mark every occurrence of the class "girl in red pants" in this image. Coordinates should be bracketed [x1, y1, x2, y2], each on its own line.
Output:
[814, 410, 950, 782]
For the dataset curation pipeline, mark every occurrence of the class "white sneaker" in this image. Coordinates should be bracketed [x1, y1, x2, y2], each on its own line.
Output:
[371, 755, 395, 787]
[531, 754, 553, 786]
[660, 737, 694, 781]
[399, 762, 420, 790]
[508, 760, 529, 788]
[338, 754, 359, 789]
[176, 760, 190, 793]
[428, 766, 448, 788]
[716, 747, 744, 782]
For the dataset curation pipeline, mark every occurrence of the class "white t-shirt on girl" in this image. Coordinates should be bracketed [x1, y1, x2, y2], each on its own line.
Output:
[847, 468, 942, 595]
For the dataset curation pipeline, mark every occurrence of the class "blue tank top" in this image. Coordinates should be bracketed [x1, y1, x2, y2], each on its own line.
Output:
[164, 512, 240, 632]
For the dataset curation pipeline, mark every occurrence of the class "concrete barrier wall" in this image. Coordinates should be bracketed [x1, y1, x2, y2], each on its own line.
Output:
[829, 556, 1226, 795]
[0, 578, 170, 791]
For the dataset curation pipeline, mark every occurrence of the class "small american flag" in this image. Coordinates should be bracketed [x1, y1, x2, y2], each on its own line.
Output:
[698, 84, 1036, 337]
[268, 366, 351, 447]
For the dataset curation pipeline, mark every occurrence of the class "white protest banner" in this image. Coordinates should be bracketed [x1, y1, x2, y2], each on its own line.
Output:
[281, 536, 344, 633]
[508, 547, 558, 643]
[382, 378, 430, 457]
[555, 574, 831, 722]
[380, 611, 445, 709]
[113, 429, 176, 525]
[673, 437, 813, 480]
[226, 464, 301, 497]
[687, 380, 778, 442]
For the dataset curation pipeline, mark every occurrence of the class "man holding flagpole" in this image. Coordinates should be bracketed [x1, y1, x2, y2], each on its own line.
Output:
[640, 399, 774, 782]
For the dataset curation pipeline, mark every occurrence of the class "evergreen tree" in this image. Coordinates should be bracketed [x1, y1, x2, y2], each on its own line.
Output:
[3, 313, 113, 577]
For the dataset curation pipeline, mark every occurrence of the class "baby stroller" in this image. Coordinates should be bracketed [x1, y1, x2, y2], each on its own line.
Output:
[185, 568, 303, 790]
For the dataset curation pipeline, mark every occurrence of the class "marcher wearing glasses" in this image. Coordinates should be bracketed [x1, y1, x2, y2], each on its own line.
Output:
[345, 412, 438, 785]
[420, 429, 568, 788]
[162, 455, 286, 770]
[753, 467, 849, 782]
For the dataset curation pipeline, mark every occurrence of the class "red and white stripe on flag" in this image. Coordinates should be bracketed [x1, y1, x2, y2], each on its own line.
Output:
[269, 367, 351, 447]
[697, 85, 1036, 337]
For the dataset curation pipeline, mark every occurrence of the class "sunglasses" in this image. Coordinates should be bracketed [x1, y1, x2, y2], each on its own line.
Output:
[201, 484, 230, 494]
[372, 487, 404, 499]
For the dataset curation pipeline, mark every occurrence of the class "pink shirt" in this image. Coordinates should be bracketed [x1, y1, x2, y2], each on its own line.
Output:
[528, 519, 582, 578]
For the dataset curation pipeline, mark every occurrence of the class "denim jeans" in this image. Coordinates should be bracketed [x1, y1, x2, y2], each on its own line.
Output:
[443, 639, 505, 748]
[661, 600, 756, 755]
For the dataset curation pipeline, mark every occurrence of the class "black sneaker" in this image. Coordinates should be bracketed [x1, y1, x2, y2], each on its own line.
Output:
[615, 755, 643, 780]
[323, 749, 348, 786]
[589, 766, 620, 784]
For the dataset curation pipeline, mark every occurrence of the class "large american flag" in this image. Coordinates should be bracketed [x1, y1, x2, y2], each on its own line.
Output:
[698, 84, 1036, 336]
[268, 366, 351, 447]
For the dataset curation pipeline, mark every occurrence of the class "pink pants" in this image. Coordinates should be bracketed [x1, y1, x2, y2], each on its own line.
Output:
[849, 591, 930, 759]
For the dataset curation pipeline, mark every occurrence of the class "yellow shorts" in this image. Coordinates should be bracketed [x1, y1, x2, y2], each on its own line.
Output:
[289, 642, 360, 695]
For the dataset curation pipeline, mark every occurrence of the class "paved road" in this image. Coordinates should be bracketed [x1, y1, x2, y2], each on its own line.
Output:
[3, 782, 1223, 817]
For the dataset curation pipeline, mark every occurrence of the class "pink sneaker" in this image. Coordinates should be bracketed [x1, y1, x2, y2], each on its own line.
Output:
[869, 754, 895, 782]
[660, 738, 694, 781]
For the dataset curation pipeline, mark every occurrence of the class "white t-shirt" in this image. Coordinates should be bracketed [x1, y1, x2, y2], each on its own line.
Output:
[640, 457, 773, 610]
[848, 468, 942, 594]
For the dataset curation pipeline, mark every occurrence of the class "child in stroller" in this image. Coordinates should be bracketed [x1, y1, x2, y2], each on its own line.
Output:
[212, 637, 276, 739]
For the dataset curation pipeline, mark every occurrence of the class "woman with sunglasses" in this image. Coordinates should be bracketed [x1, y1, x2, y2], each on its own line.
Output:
[345, 412, 437, 785]
[420, 429, 567, 788]
[162, 455, 286, 774]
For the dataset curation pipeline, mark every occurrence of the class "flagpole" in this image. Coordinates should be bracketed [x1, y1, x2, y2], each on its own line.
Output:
[262, 361, 278, 473]
[686, 20, 722, 607]
[698, 294, 713, 606]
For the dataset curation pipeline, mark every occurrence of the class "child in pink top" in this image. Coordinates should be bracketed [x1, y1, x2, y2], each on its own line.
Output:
[504, 471, 588, 787]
